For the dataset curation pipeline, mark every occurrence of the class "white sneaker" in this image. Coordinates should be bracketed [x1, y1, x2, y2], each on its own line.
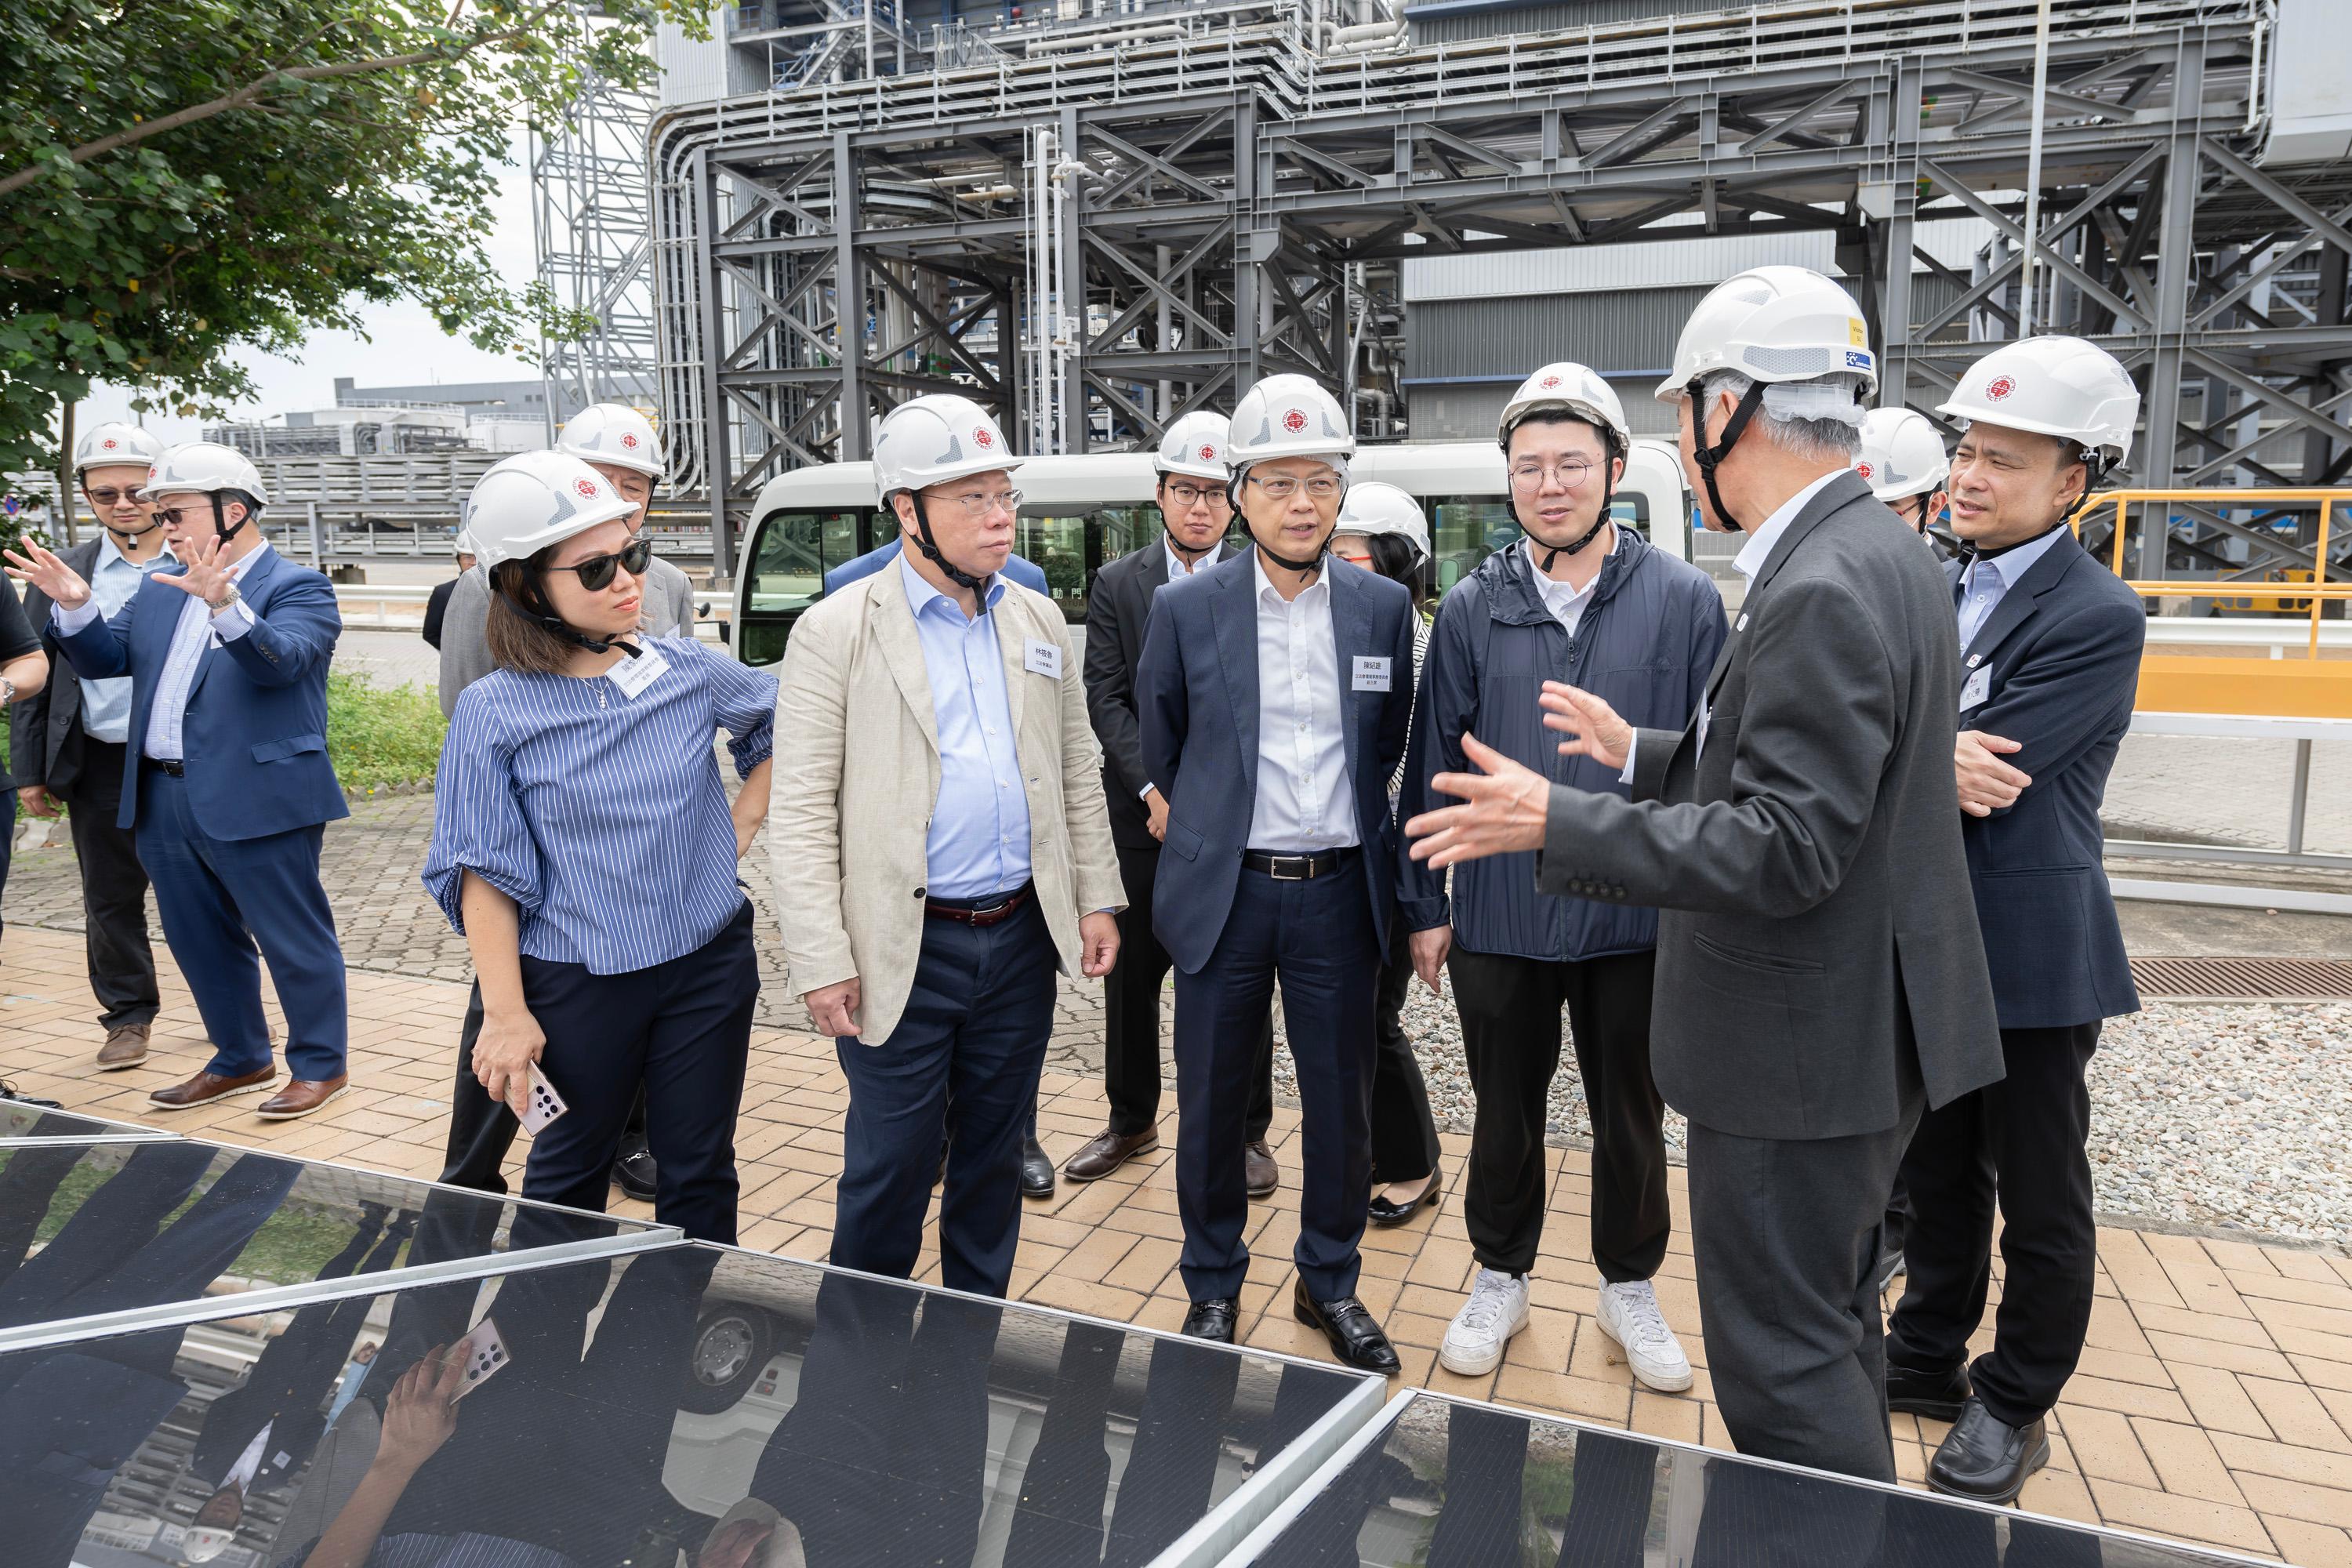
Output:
[1597, 1279, 1693, 1392]
[1439, 1268, 1530, 1377]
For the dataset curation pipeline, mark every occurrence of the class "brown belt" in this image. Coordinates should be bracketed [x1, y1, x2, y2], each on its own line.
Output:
[924, 884, 1034, 927]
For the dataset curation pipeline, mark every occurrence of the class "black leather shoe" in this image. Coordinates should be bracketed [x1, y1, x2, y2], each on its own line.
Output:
[1928, 1398, 2050, 1504]
[1293, 1282, 1402, 1374]
[1367, 1174, 1441, 1229]
[1886, 1360, 1973, 1422]
[1020, 1135, 1056, 1200]
[1182, 1298, 1240, 1343]
[1243, 1138, 1279, 1199]
[612, 1135, 658, 1203]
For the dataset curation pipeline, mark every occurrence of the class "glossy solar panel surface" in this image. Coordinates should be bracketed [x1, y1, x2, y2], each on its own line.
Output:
[1244, 1391, 2259, 1567]
[0, 1243, 1373, 1568]
[0, 1103, 166, 1142]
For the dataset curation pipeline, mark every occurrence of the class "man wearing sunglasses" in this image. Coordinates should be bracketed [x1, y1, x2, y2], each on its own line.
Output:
[9, 423, 176, 1073]
[5, 441, 352, 1121]
[1069, 411, 1279, 1197]
[773, 392, 1123, 1300]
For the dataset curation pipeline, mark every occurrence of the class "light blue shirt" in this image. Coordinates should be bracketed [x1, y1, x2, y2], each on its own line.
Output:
[1956, 524, 2067, 652]
[50, 542, 264, 760]
[900, 552, 1033, 900]
[76, 535, 173, 742]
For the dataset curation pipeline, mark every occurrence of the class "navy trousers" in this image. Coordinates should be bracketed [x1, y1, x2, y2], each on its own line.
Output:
[832, 897, 1058, 1298]
[517, 899, 760, 1243]
[1174, 855, 1378, 1303]
[134, 768, 347, 1082]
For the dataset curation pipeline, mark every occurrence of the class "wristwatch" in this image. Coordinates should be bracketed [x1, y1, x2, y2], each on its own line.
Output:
[0, 676, 15, 707]
[207, 583, 242, 614]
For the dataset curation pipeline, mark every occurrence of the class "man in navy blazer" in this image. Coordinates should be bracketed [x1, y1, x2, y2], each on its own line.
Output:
[5, 443, 352, 1120]
[826, 538, 1049, 596]
[1136, 374, 1416, 1372]
[1885, 338, 2147, 1505]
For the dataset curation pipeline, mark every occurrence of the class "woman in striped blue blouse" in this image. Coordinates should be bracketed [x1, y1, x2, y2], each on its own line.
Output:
[422, 451, 778, 1243]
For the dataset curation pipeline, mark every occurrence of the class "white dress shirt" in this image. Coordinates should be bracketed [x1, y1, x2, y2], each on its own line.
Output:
[1248, 553, 1359, 852]
[75, 535, 174, 742]
[52, 543, 268, 761]
[1526, 530, 1616, 640]
[1955, 524, 2067, 652]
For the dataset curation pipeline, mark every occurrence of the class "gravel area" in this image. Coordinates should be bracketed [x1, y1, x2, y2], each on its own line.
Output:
[1273, 992, 2352, 1245]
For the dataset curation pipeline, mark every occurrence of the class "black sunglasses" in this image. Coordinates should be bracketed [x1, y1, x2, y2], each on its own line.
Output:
[546, 537, 652, 591]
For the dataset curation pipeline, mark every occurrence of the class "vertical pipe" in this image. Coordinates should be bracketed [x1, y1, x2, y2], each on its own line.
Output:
[2312, 497, 2332, 660]
[2018, 0, 2053, 335]
[2286, 739, 2312, 855]
[1157, 244, 1173, 422]
[834, 130, 866, 463]
[694, 150, 735, 575]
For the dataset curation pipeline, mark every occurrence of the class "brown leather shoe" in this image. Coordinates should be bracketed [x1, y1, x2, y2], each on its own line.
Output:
[1245, 1138, 1279, 1198]
[96, 1024, 152, 1070]
[1062, 1127, 1159, 1182]
[149, 1067, 276, 1109]
[256, 1074, 351, 1121]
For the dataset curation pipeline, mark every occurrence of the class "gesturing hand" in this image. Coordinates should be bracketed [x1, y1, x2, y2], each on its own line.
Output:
[2, 541, 93, 611]
[158, 530, 235, 608]
[1955, 730, 2031, 817]
[1540, 681, 1632, 771]
[1403, 734, 1553, 870]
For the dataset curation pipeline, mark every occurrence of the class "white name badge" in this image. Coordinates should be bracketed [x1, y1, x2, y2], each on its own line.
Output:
[1352, 655, 1393, 692]
[1958, 666, 1991, 711]
[607, 644, 671, 700]
[1024, 637, 1064, 679]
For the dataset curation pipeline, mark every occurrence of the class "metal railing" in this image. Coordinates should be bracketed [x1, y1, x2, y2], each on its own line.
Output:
[2084, 488, 2348, 659]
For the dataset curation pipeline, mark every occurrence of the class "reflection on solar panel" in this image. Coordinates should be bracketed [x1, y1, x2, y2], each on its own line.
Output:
[0, 1105, 172, 1143]
[1232, 1391, 2267, 1568]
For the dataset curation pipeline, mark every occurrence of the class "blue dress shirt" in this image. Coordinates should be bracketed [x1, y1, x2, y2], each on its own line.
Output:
[1956, 524, 2069, 650]
[423, 637, 778, 974]
[76, 536, 172, 742]
[899, 553, 1034, 899]
[825, 539, 1049, 596]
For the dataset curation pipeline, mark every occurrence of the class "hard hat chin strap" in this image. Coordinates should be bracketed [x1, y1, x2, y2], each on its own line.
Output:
[105, 515, 165, 541]
[1955, 453, 2111, 566]
[499, 569, 643, 659]
[209, 493, 249, 547]
[906, 493, 993, 605]
[1519, 444, 1620, 573]
[1686, 376, 1769, 534]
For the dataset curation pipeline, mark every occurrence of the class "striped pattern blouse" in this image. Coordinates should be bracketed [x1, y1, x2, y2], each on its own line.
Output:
[422, 637, 778, 975]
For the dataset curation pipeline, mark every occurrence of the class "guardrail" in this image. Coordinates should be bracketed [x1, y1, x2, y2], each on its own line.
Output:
[2088, 488, 2347, 659]
[333, 584, 732, 639]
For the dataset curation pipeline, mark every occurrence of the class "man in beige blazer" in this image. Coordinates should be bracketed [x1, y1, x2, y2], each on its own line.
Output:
[771, 393, 1123, 1298]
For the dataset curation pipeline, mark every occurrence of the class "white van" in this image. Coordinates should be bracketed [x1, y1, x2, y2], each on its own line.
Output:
[727, 437, 1692, 666]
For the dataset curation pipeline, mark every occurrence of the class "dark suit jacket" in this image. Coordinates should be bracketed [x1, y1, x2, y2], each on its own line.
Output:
[824, 539, 1050, 596]
[1136, 550, 1417, 975]
[1537, 470, 2004, 1141]
[1083, 536, 1242, 850]
[1952, 528, 2144, 1029]
[8, 538, 106, 796]
[421, 574, 459, 650]
[51, 547, 349, 840]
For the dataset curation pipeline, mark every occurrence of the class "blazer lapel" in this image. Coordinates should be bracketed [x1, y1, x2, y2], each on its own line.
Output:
[994, 587, 1029, 736]
[868, 568, 939, 754]
[1327, 564, 1368, 790]
[1207, 554, 1261, 798]
[1962, 530, 2082, 670]
[1703, 471, 1867, 710]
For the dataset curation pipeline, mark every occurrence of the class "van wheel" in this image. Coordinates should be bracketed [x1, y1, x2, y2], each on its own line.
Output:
[681, 1304, 775, 1414]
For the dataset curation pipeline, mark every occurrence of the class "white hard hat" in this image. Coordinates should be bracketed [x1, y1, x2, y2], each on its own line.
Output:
[181, 1523, 238, 1562]
[463, 450, 640, 572]
[1936, 335, 2139, 466]
[1655, 265, 1878, 403]
[73, 422, 165, 475]
[872, 394, 1022, 499]
[453, 528, 477, 557]
[1154, 410, 1232, 481]
[1499, 363, 1631, 456]
[1853, 409, 1951, 499]
[1226, 374, 1355, 470]
[140, 442, 270, 506]
[1333, 481, 1430, 567]
[560, 403, 665, 479]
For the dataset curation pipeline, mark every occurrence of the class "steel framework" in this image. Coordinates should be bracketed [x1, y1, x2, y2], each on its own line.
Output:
[648, 0, 2351, 586]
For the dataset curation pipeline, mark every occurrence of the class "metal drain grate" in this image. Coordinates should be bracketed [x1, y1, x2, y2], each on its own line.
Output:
[2130, 956, 2352, 1001]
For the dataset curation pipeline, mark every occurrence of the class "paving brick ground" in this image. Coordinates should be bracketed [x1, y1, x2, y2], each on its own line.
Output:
[5, 921, 2351, 1566]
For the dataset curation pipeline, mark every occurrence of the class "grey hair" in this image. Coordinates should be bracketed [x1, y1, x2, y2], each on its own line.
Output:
[1699, 372, 1867, 465]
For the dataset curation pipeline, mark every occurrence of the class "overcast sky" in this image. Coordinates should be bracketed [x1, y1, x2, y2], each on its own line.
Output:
[73, 146, 543, 447]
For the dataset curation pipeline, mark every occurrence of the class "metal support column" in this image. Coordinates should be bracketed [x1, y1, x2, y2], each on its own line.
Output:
[834, 132, 868, 460]
[1877, 62, 1922, 409]
[693, 148, 736, 577]
[2138, 39, 2205, 575]
[1058, 106, 1088, 452]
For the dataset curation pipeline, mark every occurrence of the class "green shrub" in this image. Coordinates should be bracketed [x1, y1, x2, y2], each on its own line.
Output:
[327, 670, 445, 793]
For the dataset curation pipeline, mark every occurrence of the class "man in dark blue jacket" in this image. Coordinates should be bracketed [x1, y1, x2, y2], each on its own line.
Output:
[1886, 336, 2147, 1504]
[1398, 364, 1725, 1390]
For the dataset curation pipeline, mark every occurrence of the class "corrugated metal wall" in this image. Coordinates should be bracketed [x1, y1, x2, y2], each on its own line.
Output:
[1403, 0, 1719, 45]
[1406, 288, 1710, 381]
[1400, 220, 1997, 303]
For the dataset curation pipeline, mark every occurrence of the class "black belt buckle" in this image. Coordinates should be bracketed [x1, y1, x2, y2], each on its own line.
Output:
[149, 758, 185, 778]
[1260, 851, 1316, 881]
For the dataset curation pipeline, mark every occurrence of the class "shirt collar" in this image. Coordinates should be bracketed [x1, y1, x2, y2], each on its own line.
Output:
[1730, 470, 1846, 583]
[1523, 528, 1618, 604]
[1251, 547, 1328, 608]
[897, 548, 1003, 622]
[1164, 535, 1214, 580]
[1961, 522, 2067, 596]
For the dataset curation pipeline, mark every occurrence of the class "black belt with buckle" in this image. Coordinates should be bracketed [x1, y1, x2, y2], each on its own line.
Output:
[924, 883, 1035, 927]
[1242, 847, 1357, 881]
[143, 757, 186, 778]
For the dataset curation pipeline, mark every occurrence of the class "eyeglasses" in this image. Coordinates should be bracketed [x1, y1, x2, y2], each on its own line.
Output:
[1163, 482, 1231, 510]
[548, 537, 653, 591]
[1246, 475, 1342, 502]
[927, 488, 1023, 517]
[84, 487, 147, 506]
[153, 506, 207, 527]
[1508, 458, 1600, 492]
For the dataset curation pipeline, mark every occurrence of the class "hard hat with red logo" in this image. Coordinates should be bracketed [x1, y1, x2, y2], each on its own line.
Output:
[72, 421, 165, 475]
[1334, 481, 1431, 567]
[1498, 362, 1631, 456]
[1153, 410, 1232, 481]
[1852, 408, 1951, 500]
[1936, 336, 2139, 468]
[559, 403, 665, 479]
[1225, 374, 1355, 473]
[463, 450, 641, 572]
[871, 393, 1022, 500]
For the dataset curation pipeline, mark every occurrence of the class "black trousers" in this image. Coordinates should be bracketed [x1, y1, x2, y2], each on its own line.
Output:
[1448, 946, 1670, 1281]
[441, 982, 653, 1196]
[1369, 916, 1441, 1185]
[1105, 842, 1273, 1141]
[1888, 1021, 2103, 1428]
[57, 740, 161, 1030]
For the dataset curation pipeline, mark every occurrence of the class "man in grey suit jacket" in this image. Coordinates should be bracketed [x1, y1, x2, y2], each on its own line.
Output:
[1406, 268, 2002, 1482]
